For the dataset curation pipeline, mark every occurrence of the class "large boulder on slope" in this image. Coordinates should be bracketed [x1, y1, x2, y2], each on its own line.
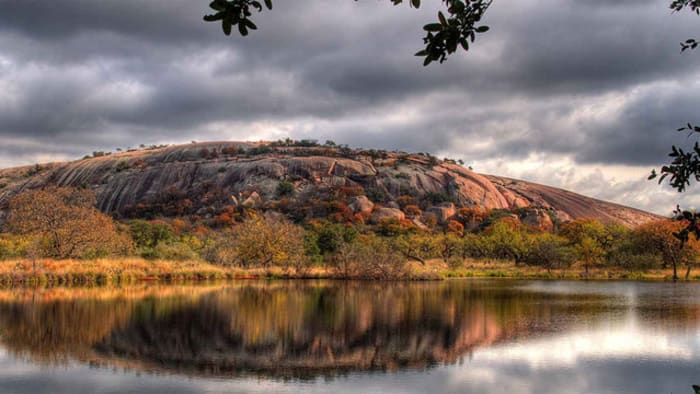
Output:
[370, 208, 405, 224]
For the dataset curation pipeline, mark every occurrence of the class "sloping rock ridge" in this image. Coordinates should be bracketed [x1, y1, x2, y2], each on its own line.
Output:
[0, 141, 659, 227]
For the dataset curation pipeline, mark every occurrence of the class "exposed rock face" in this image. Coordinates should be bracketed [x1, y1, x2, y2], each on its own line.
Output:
[371, 208, 406, 224]
[521, 208, 555, 232]
[426, 203, 457, 224]
[349, 196, 374, 217]
[0, 141, 660, 227]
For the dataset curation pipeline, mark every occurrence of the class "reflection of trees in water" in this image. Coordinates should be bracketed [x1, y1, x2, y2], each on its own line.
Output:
[0, 297, 132, 363]
[0, 281, 697, 379]
[0, 285, 220, 363]
[97, 282, 531, 377]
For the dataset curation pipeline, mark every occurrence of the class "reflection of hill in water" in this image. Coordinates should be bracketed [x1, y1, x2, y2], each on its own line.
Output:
[0, 281, 695, 379]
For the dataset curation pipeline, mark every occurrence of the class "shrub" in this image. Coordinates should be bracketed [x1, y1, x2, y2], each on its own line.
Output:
[205, 215, 307, 270]
[129, 220, 176, 249]
[0, 234, 30, 260]
[276, 181, 295, 197]
[436, 233, 464, 267]
[397, 195, 414, 208]
[115, 161, 130, 172]
[313, 222, 359, 255]
[483, 219, 531, 264]
[525, 234, 575, 271]
[461, 233, 492, 259]
[392, 234, 438, 264]
[331, 235, 406, 279]
[425, 191, 453, 205]
[608, 251, 660, 270]
[376, 218, 414, 236]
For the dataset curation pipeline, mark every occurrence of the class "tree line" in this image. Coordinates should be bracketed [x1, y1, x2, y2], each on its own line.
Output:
[0, 186, 697, 280]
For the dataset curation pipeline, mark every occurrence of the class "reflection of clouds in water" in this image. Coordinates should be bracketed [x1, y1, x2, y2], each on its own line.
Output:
[515, 280, 643, 298]
[0, 323, 698, 394]
[472, 324, 698, 368]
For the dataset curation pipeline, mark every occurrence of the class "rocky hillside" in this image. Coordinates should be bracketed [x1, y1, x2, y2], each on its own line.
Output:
[0, 141, 659, 228]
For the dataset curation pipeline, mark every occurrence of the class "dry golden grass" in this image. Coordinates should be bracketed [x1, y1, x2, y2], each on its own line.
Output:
[433, 258, 691, 281]
[0, 282, 225, 303]
[0, 257, 694, 287]
[0, 258, 231, 285]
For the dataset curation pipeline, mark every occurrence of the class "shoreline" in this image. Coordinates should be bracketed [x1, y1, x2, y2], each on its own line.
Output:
[0, 258, 696, 286]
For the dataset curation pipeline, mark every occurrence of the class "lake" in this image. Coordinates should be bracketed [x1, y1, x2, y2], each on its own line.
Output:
[0, 279, 698, 394]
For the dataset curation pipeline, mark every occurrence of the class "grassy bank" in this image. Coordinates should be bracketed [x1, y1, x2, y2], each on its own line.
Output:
[0, 259, 232, 286]
[0, 258, 697, 286]
[434, 259, 698, 281]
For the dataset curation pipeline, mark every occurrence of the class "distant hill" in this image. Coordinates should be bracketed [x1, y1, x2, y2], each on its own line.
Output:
[0, 141, 659, 228]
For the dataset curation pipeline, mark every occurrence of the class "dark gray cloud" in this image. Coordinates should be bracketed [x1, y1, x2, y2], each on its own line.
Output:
[0, 0, 699, 212]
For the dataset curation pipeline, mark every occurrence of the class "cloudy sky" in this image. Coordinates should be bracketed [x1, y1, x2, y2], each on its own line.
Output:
[0, 0, 698, 214]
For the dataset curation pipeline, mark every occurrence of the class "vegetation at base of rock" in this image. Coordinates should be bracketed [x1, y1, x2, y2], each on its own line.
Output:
[0, 184, 697, 283]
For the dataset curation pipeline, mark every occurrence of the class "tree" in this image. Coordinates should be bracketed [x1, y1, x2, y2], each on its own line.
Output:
[204, 0, 492, 66]
[483, 218, 531, 265]
[129, 220, 175, 249]
[650, 1, 700, 245]
[524, 234, 574, 273]
[312, 222, 359, 255]
[558, 218, 607, 276]
[8, 187, 131, 259]
[436, 233, 463, 267]
[632, 220, 699, 280]
[575, 236, 605, 277]
[392, 234, 435, 264]
[228, 215, 306, 269]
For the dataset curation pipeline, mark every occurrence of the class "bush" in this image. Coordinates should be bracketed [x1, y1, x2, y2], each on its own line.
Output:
[129, 220, 176, 249]
[313, 222, 359, 255]
[424, 191, 453, 205]
[461, 233, 492, 259]
[205, 215, 307, 271]
[276, 181, 295, 197]
[331, 235, 406, 279]
[0, 234, 30, 260]
[525, 234, 575, 271]
[607, 251, 660, 270]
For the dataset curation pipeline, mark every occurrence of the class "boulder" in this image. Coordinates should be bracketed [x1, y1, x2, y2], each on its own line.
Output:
[411, 218, 429, 231]
[521, 209, 554, 232]
[242, 191, 262, 208]
[370, 207, 405, 224]
[349, 196, 374, 217]
[425, 203, 457, 224]
[385, 201, 400, 209]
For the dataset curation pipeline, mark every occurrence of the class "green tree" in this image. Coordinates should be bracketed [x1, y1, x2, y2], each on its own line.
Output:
[204, 0, 492, 66]
[129, 220, 175, 249]
[392, 233, 437, 264]
[650, 1, 700, 245]
[525, 234, 575, 273]
[313, 222, 359, 255]
[484, 219, 531, 265]
[558, 218, 608, 276]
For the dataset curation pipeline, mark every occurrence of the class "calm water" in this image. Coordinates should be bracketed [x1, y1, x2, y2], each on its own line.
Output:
[0, 280, 698, 394]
